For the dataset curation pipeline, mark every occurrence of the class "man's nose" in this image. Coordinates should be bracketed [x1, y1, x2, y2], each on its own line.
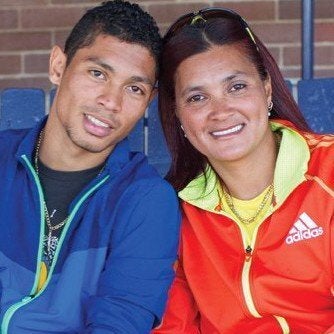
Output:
[96, 85, 122, 112]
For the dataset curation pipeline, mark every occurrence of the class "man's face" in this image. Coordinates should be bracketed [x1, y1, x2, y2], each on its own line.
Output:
[49, 34, 156, 158]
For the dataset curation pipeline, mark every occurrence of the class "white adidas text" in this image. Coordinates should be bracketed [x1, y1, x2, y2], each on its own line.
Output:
[286, 227, 323, 244]
[285, 212, 323, 245]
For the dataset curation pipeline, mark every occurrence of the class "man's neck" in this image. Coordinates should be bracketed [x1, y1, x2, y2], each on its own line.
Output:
[38, 122, 110, 172]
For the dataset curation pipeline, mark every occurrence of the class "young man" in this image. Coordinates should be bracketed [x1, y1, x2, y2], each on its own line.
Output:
[0, 1, 180, 333]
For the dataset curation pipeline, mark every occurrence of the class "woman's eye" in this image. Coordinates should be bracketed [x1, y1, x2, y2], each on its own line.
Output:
[231, 83, 246, 92]
[187, 94, 205, 103]
[90, 70, 105, 80]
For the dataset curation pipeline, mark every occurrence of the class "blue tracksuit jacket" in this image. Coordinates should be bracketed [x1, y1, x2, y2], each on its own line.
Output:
[0, 120, 181, 333]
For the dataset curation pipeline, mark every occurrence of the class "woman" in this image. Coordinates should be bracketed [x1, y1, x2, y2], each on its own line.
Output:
[152, 7, 334, 334]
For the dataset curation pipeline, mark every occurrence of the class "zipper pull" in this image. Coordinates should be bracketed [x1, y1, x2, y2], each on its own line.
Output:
[245, 245, 252, 262]
[21, 295, 33, 303]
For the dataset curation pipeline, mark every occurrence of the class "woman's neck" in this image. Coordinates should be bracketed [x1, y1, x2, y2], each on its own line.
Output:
[211, 131, 279, 200]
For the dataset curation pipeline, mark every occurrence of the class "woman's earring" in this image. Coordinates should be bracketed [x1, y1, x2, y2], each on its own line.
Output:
[180, 125, 187, 138]
[268, 101, 273, 117]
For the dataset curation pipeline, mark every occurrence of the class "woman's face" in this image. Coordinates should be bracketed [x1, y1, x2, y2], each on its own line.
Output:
[174, 44, 273, 168]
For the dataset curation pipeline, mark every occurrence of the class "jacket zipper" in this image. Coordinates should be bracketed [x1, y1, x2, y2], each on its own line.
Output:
[239, 223, 290, 333]
[225, 216, 261, 318]
[1, 155, 109, 334]
[241, 242, 262, 318]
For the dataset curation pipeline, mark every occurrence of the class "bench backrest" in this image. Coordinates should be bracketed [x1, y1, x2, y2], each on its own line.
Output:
[1, 78, 333, 175]
[297, 78, 334, 133]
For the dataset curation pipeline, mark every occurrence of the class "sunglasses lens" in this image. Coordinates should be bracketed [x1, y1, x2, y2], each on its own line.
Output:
[166, 9, 242, 38]
[165, 8, 257, 50]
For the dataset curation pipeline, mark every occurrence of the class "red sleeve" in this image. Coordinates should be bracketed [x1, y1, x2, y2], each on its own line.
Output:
[324, 325, 334, 334]
[151, 255, 201, 334]
[327, 217, 334, 333]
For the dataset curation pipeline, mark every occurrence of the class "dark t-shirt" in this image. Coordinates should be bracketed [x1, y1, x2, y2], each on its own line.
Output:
[37, 159, 103, 267]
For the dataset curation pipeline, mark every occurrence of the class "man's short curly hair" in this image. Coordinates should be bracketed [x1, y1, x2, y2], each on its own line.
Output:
[64, 0, 161, 76]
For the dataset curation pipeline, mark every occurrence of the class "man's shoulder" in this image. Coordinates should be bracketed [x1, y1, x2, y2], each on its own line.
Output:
[125, 153, 175, 194]
[107, 151, 176, 203]
[0, 128, 30, 153]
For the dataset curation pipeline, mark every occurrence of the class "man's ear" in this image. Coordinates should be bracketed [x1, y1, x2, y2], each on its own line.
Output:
[49, 46, 67, 85]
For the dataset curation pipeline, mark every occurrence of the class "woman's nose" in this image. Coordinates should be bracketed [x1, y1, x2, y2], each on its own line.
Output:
[208, 96, 234, 120]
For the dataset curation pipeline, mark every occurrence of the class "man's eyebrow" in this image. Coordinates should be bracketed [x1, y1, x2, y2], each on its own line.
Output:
[84, 57, 155, 88]
[85, 57, 114, 72]
[130, 76, 155, 88]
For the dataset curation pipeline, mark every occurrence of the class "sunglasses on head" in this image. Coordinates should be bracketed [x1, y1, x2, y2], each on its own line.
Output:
[165, 7, 258, 49]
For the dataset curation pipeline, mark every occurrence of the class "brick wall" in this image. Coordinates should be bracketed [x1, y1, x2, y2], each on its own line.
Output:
[0, 0, 333, 90]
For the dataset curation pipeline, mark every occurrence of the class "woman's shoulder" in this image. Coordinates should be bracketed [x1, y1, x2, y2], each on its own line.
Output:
[304, 132, 334, 191]
[302, 130, 334, 148]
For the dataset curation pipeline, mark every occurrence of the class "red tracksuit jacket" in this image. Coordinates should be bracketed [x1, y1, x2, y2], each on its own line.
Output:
[153, 121, 334, 334]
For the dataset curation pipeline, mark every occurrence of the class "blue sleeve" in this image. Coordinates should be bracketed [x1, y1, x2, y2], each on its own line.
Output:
[85, 179, 181, 334]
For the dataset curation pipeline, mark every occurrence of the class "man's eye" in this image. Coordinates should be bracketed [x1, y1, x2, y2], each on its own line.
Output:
[90, 70, 105, 79]
[128, 86, 144, 95]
